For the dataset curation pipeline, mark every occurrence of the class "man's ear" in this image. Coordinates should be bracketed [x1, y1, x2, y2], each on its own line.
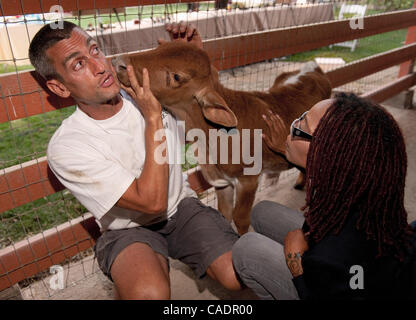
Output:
[194, 88, 237, 127]
[46, 79, 71, 98]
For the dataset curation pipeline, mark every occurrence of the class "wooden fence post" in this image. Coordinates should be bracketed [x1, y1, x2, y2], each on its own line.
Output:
[398, 0, 416, 108]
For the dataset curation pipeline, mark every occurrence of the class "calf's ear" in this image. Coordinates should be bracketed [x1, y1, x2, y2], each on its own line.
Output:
[195, 89, 238, 127]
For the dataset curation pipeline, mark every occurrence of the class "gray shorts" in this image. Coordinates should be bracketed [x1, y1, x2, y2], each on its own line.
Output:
[94, 197, 239, 280]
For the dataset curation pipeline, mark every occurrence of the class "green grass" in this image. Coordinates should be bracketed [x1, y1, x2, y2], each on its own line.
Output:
[285, 7, 408, 64]
[286, 29, 407, 63]
[0, 106, 76, 169]
[285, 7, 407, 64]
[0, 191, 88, 249]
[0, 64, 34, 74]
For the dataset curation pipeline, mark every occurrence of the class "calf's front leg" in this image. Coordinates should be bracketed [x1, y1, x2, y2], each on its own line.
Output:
[215, 184, 234, 222]
[232, 175, 259, 235]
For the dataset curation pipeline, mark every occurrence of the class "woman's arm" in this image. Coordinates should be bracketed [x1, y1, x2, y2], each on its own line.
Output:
[285, 229, 365, 300]
[284, 229, 309, 277]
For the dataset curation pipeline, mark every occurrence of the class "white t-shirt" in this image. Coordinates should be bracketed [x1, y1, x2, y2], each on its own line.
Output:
[47, 91, 196, 232]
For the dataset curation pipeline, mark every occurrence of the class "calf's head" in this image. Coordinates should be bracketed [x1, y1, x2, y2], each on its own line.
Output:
[112, 41, 237, 127]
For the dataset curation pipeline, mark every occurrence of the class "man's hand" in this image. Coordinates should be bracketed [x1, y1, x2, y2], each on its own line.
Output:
[262, 110, 287, 155]
[121, 66, 162, 122]
[284, 229, 309, 277]
[159, 21, 203, 49]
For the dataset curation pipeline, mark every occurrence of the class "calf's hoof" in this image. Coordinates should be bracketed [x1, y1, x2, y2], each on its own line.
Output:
[293, 172, 306, 190]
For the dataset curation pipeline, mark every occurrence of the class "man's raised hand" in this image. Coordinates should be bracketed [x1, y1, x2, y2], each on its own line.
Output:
[121, 66, 162, 122]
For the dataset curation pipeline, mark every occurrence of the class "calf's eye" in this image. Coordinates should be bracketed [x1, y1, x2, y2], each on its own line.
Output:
[173, 74, 180, 82]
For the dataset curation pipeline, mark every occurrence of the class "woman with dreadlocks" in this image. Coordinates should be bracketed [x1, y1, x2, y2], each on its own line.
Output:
[232, 92, 416, 300]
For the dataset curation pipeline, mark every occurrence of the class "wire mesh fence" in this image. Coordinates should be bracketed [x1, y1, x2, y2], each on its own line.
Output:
[0, 0, 414, 299]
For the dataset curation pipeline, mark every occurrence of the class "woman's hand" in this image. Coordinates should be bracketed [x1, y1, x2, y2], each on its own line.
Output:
[284, 229, 309, 277]
[121, 66, 162, 123]
[262, 110, 287, 154]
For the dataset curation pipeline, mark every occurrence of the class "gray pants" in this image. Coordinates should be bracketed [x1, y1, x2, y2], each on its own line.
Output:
[232, 200, 305, 300]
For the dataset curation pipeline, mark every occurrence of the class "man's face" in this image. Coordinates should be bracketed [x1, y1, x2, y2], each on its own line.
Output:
[285, 99, 334, 169]
[46, 28, 120, 105]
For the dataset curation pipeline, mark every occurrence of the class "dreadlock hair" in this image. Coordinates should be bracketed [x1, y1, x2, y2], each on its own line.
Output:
[303, 92, 412, 261]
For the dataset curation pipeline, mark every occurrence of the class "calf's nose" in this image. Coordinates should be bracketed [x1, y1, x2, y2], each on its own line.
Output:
[111, 56, 127, 73]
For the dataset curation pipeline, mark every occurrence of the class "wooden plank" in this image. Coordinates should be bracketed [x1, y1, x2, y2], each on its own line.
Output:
[326, 43, 416, 88]
[361, 73, 416, 103]
[0, 70, 75, 124]
[399, 0, 416, 77]
[203, 9, 416, 70]
[0, 217, 96, 292]
[0, 0, 204, 16]
[2, 9, 416, 123]
[0, 158, 65, 213]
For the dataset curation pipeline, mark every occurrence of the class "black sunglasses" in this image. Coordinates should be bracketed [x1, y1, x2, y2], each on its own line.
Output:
[290, 111, 313, 141]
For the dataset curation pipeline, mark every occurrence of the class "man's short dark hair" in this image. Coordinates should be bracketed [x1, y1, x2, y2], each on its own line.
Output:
[29, 21, 81, 80]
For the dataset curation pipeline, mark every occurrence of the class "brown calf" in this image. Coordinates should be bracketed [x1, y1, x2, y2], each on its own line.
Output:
[113, 41, 331, 234]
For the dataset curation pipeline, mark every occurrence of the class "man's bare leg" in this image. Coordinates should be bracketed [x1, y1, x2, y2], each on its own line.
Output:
[207, 250, 242, 291]
[110, 242, 170, 300]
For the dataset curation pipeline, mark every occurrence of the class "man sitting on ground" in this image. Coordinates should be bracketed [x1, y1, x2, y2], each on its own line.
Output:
[29, 21, 242, 299]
